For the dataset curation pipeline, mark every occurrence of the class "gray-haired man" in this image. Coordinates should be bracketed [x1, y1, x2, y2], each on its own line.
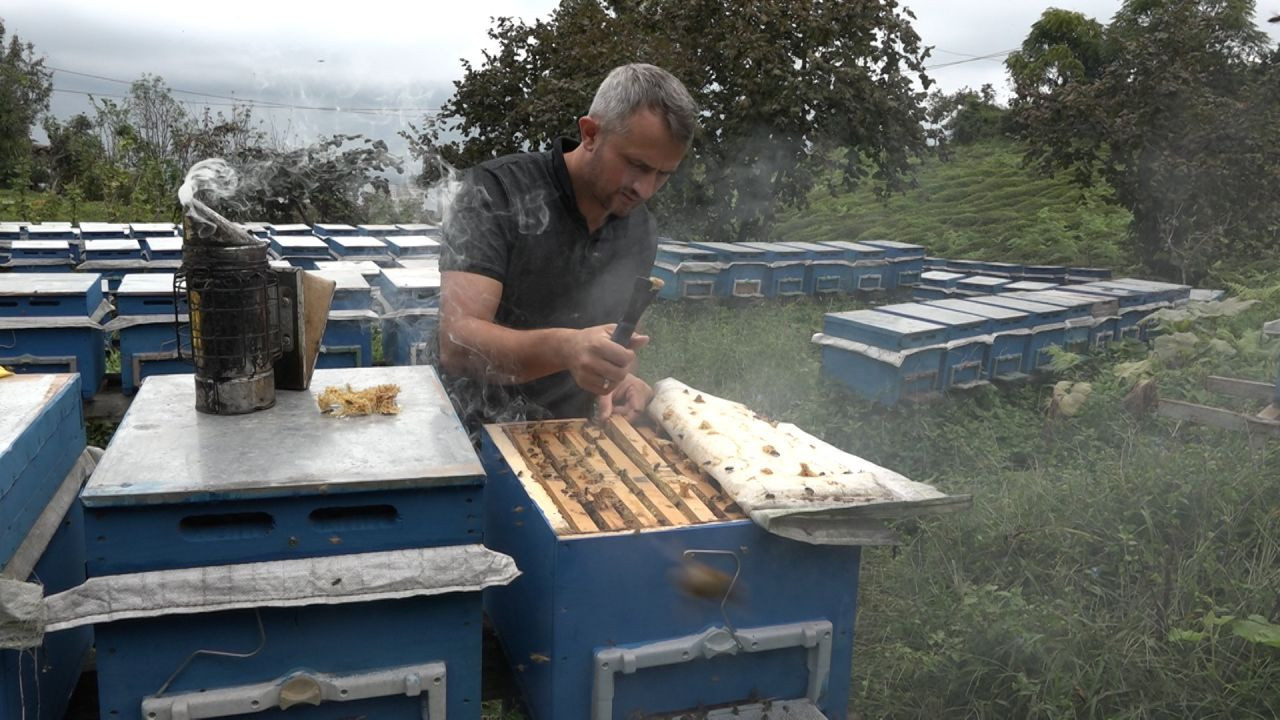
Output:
[437, 63, 698, 431]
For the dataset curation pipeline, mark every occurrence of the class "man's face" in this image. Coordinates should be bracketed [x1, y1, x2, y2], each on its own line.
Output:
[581, 109, 688, 218]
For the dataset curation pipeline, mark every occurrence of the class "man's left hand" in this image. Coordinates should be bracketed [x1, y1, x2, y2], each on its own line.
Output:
[596, 374, 653, 422]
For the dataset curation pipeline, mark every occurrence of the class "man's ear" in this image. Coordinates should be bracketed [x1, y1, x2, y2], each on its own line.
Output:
[578, 115, 601, 150]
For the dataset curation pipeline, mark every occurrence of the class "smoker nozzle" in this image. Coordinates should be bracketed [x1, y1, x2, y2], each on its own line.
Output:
[610, 276, 664, 346]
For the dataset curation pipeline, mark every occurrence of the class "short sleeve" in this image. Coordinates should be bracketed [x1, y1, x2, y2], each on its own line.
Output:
[440, 168, 513, 282]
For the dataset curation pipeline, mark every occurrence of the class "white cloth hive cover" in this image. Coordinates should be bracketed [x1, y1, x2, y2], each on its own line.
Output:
[0, 544, 518, 650]
[648, 378, 970, 545]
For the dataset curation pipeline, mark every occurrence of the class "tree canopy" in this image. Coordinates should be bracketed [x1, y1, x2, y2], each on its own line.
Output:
[406, 0, 936, 242]
[1007, 0, 1279, 282]
[0, 19, 53, 184]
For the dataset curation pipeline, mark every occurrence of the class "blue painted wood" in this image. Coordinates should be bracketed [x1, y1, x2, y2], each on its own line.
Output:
[875, 303, 989, 388]
[927, 299, 1030, 379]
[688, 242, 770, 298]
[963, 295, 1071, 372]
[0, 326, 105, 399]
[312, 223, 359, 237]
[381, 311, 438, 366]
[378, 268, 441, 310]
[118, 321, 188, 395]
[0, 501, 93, 720]
[737, 242, 809, 298]
[83, 239, 143, 261]
[94, 594, 482, 720]
[0, 274, 103, 318]
[1008, 290, 1113, 350]
[480, 432, 861, 720]
[317, 314, 375, 368]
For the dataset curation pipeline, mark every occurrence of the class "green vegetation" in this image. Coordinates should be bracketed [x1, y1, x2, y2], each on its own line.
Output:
[770, 138, 1135, 273]
[639, 282, 1280, 718]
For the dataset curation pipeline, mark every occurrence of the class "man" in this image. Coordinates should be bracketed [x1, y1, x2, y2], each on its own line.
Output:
[436, 63, 697, 432]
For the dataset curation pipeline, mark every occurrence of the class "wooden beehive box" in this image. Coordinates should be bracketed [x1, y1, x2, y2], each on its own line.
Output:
[492, 416, 745, 536]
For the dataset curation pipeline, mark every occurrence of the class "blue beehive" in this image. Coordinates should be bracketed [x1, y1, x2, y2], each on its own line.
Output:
[1007, 290, 1117, 349]
[737, 242, 810, 298]
[1004, 280, 1058, 292]
[0, 224, 21, 265]
[818, 241, 889, 292]
[481, 419, 861, 719]
[79, 239, 150, 292]
[326, 235, 393, 265]
[143, 236, 184, 263]
[1067, 267, 1113, 283]
[314, 259, 383, 279]
[977, 261, 1024, 279]
[1054, 284, 1151, 341]
[876, 303, 990, 388]
[956, 275, 1013, 295]
[814, 309, 948, 403]
[963, 295, 1071, 373]
[383, 234, 441, 258]
[1096, 278, 1190, 306]
[924, 256, 948, 270]
[0, 274, 107, 398]
[266, 223, 312, 236]
[78, 222, 130, 240]
[859, 240, 925, 288]
[106, 274, 190, 396]
[395, 223, 441, 237]
[7, 239, 76, 272]
[269, 236, 331, 270]
[83, 238, 143, 261]
[356, 223, 403, 236]
[778, 241, 851, 295]
[128, 222, 179, 239]
[1023, 265, 1069, 284]
[653, 243, 722, 300]
[927, 298, 1031, 380]
[688, 242, 770, 299]
[943, 259, 986, 275]
[312, 222, 359, 237]
[312, 270, 377, 368]
[0, 373, 94, 720]
[378, 267, 441, 366]
[81, 366, 506, 720]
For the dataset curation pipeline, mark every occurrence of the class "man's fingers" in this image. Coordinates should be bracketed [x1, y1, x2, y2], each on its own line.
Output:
[628, 334, 650, 351]
[596, 390, 615, 420]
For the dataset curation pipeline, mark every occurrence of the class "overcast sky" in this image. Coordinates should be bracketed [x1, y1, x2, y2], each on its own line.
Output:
[6, 0, 1280, 174]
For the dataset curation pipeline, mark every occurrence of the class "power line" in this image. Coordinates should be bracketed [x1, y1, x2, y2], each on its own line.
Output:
[51, 86, 424, 117]
[49, 65, 442, 115]
[924, 48, 1020, 70]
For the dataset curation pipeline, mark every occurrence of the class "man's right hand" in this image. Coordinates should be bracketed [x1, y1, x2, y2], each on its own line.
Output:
[562, 324, 650, 396]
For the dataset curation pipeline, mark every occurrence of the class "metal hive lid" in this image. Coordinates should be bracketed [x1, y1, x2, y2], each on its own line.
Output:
[0, 273, 99, 296]
[879, 302, 986, 327]
[930, 298, 1025, 319]
[81, 366, 483, 506]
[115, 273, 177, 295]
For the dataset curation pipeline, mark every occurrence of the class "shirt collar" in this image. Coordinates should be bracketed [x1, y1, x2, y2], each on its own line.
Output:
[551, 136, 580, 216]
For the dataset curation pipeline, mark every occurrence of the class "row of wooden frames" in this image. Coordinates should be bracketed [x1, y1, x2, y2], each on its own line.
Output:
[491, 417, 745, 536]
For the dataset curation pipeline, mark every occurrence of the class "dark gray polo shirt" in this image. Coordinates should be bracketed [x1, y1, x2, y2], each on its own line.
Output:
[438, 137, 658, 430]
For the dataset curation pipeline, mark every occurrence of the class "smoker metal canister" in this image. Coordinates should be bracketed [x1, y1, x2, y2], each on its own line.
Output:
[180, 217, 280, 415]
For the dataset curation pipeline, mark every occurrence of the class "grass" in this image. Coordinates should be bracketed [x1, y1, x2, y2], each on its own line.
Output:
[771, 139, 1137, 273]
[636, 289, 1280, 719]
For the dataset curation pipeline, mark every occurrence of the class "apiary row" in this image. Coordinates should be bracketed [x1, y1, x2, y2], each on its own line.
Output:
[813, 278, 1191, 404]
[651, 239, 925, 299]
[3, 364, 865, 719]
[0, 263, 441, 398]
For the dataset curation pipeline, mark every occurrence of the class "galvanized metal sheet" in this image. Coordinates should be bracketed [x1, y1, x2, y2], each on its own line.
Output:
[930, 298, 1025, 319]
[115, 273, 176, 295]
[819, 240, 884, 254]
[0, 273, 99, 296]
[394, 223, 439, 233]
[860, 239, 922, 250]
[128, 223, 176, 234]
[273, 236, 328, 248]
[381, 266, 441, 289]
[922, 270, 964, 281]
[314, 260, 382, 277]
[739, 241, 806, 254]
[958, 275, 1011, 287]
[81, 365, 482, 506]
[690, 241, 765, 256]
[0, 374, 77, 458]
[267, 223, 312, 234]
[827, 308, 945, 334]
[385, 235, 440, 248]
[79, 222, 129, 233]
[84, 239, 140, 252]
[330, 236, 386, 248]
[879, 302, 985, 327]
[12, 239, 69, 250]
[144, 237, 183, 252]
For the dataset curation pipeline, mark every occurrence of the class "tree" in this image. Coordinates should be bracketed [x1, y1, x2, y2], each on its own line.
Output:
[227, 134, 404, 224]
[927, 85, 1010, 148]
[1007, 1, 1279, 282]
[41, 113, 108, 198]
[0, 18, 53, 187]
[405, 0, 935, 242]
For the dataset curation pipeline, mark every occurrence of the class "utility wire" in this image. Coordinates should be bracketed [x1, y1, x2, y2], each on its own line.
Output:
[49, 65, 442, 115]
[924, 48, 1020, 70]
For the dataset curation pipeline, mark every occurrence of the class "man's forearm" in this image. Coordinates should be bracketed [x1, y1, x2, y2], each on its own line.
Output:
[439, 316, 572, 385]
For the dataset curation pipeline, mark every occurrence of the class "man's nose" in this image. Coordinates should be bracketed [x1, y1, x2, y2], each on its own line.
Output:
[632, 171, 659, 200]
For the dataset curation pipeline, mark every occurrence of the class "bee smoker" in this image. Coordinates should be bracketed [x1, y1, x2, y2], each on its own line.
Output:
[176, 203, 282, 415]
